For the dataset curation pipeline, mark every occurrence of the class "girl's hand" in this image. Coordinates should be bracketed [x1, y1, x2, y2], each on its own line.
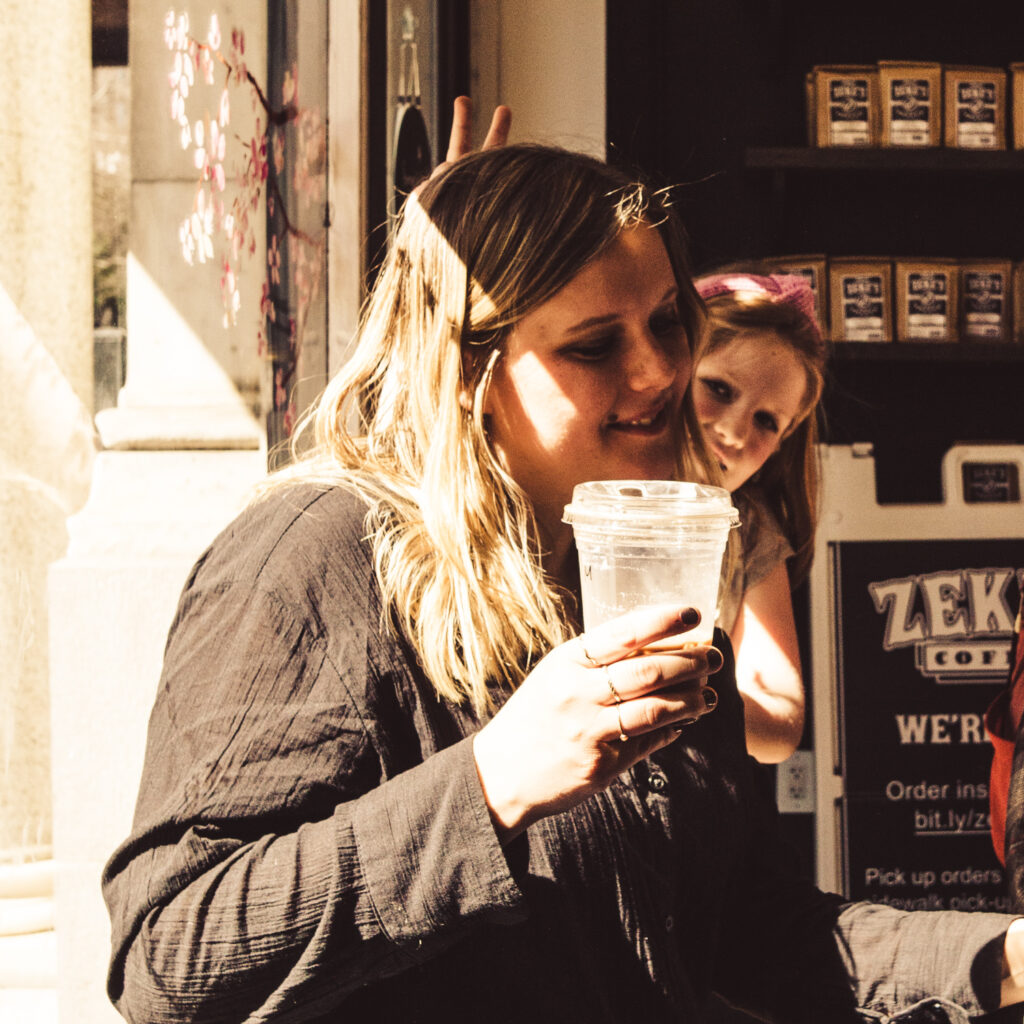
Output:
[472, 605, 722, 842]
[426, 96, 511, 185]
[443, 95, 511, 164]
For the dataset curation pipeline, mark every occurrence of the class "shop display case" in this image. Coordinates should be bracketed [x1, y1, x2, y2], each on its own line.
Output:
[607, 0, 1024, 892]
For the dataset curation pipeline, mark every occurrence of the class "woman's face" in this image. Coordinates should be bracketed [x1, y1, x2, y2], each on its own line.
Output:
[484, 224, 690, 535]
[693, 330, 809, 492]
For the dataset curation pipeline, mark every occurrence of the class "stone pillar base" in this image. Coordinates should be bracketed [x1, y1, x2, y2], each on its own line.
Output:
[48, 447, 265, 1024]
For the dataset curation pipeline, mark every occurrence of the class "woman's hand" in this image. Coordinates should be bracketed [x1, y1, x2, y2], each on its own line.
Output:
[472, 605, 722, 842]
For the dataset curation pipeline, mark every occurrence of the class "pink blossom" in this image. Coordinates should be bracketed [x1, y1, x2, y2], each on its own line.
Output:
[211, 120, 225, 162]
[178, 219, 194, 265]
[200, 47, 215, 86]
[166, 9, 326, 369]
[220, 257, 241, 328]
[249, 127, 268, 182]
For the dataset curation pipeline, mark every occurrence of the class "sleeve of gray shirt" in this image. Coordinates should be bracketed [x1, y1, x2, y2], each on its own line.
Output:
[102, 513, 526, 1023]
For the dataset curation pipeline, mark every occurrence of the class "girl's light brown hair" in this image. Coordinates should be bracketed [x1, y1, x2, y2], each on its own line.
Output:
[696, 284, 826, 583]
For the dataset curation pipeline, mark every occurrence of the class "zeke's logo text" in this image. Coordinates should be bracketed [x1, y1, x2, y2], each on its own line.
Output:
[869, 567, 1022, 683]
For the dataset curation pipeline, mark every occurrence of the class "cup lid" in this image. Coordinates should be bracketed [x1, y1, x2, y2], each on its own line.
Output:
[562, 479, 740, 529]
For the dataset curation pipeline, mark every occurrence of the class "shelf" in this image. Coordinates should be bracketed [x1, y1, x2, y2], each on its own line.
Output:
[827, 341, 1024, 362]
[746, 147, 1024, 172]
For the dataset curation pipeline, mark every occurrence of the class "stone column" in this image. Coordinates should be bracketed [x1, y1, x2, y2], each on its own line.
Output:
[47, 3, 268, 1021]
[0, 0, 94, 858]
[0, 1, 93, 1017]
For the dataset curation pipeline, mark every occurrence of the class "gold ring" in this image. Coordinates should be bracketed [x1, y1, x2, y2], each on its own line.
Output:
[605, 669, 623, 705]
[579, 639, 600, 668]
[616, 704, 630, 743]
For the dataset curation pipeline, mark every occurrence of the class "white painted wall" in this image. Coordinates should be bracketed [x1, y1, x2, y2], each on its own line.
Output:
[471, 0, 605, 157]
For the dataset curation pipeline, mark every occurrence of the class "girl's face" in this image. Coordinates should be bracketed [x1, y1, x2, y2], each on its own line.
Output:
[484, 224, 690, 536]
[693, 331, 809, 492]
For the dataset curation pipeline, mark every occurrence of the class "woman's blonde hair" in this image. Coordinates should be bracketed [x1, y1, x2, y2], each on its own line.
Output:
[697, 289, 826, 583]
[267, 144, 712, 712]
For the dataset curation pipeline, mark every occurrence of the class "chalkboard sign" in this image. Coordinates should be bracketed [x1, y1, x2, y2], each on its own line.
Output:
[835, 538, 1024, 911]
[808, 443, 1024, 899]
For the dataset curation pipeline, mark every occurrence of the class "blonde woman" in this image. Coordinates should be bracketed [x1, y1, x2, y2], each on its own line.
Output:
[103, 140, 1024, 1023]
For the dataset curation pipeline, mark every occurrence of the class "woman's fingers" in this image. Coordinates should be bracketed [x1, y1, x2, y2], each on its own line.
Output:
[607, 684, 719, 744]
[597, 646, 722, 703]
[576, 604, 706, 668]
[574, 605, 724, 744]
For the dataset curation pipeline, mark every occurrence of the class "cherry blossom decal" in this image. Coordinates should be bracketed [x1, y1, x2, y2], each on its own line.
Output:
[164, 8, 326, 443]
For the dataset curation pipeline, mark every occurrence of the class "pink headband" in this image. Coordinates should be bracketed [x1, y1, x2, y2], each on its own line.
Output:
[695, 272, 825, 355]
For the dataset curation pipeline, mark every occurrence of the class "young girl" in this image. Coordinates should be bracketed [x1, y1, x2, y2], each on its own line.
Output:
[693, 272, 826, 764]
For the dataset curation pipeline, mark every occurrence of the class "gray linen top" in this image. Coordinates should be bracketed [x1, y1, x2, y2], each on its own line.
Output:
[102, 483, 1016, 1024]
[717, 489, 794, 636]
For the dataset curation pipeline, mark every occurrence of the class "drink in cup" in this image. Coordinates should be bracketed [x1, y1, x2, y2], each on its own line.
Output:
[562, 480, 739, 646]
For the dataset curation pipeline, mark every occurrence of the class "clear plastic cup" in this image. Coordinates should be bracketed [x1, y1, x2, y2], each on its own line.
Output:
[562, 480, 740, 645]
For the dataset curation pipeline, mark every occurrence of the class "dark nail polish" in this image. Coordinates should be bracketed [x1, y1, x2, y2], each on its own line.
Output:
[702, 686, 718, 711]
[679, 607, 700, 628]
[706, 647, 723, 673]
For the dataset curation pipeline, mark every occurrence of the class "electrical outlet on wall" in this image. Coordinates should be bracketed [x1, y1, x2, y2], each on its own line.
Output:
[776, 749, 815, 814]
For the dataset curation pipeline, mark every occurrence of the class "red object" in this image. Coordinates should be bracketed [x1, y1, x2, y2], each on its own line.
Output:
[984, 595, 1024, 864]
